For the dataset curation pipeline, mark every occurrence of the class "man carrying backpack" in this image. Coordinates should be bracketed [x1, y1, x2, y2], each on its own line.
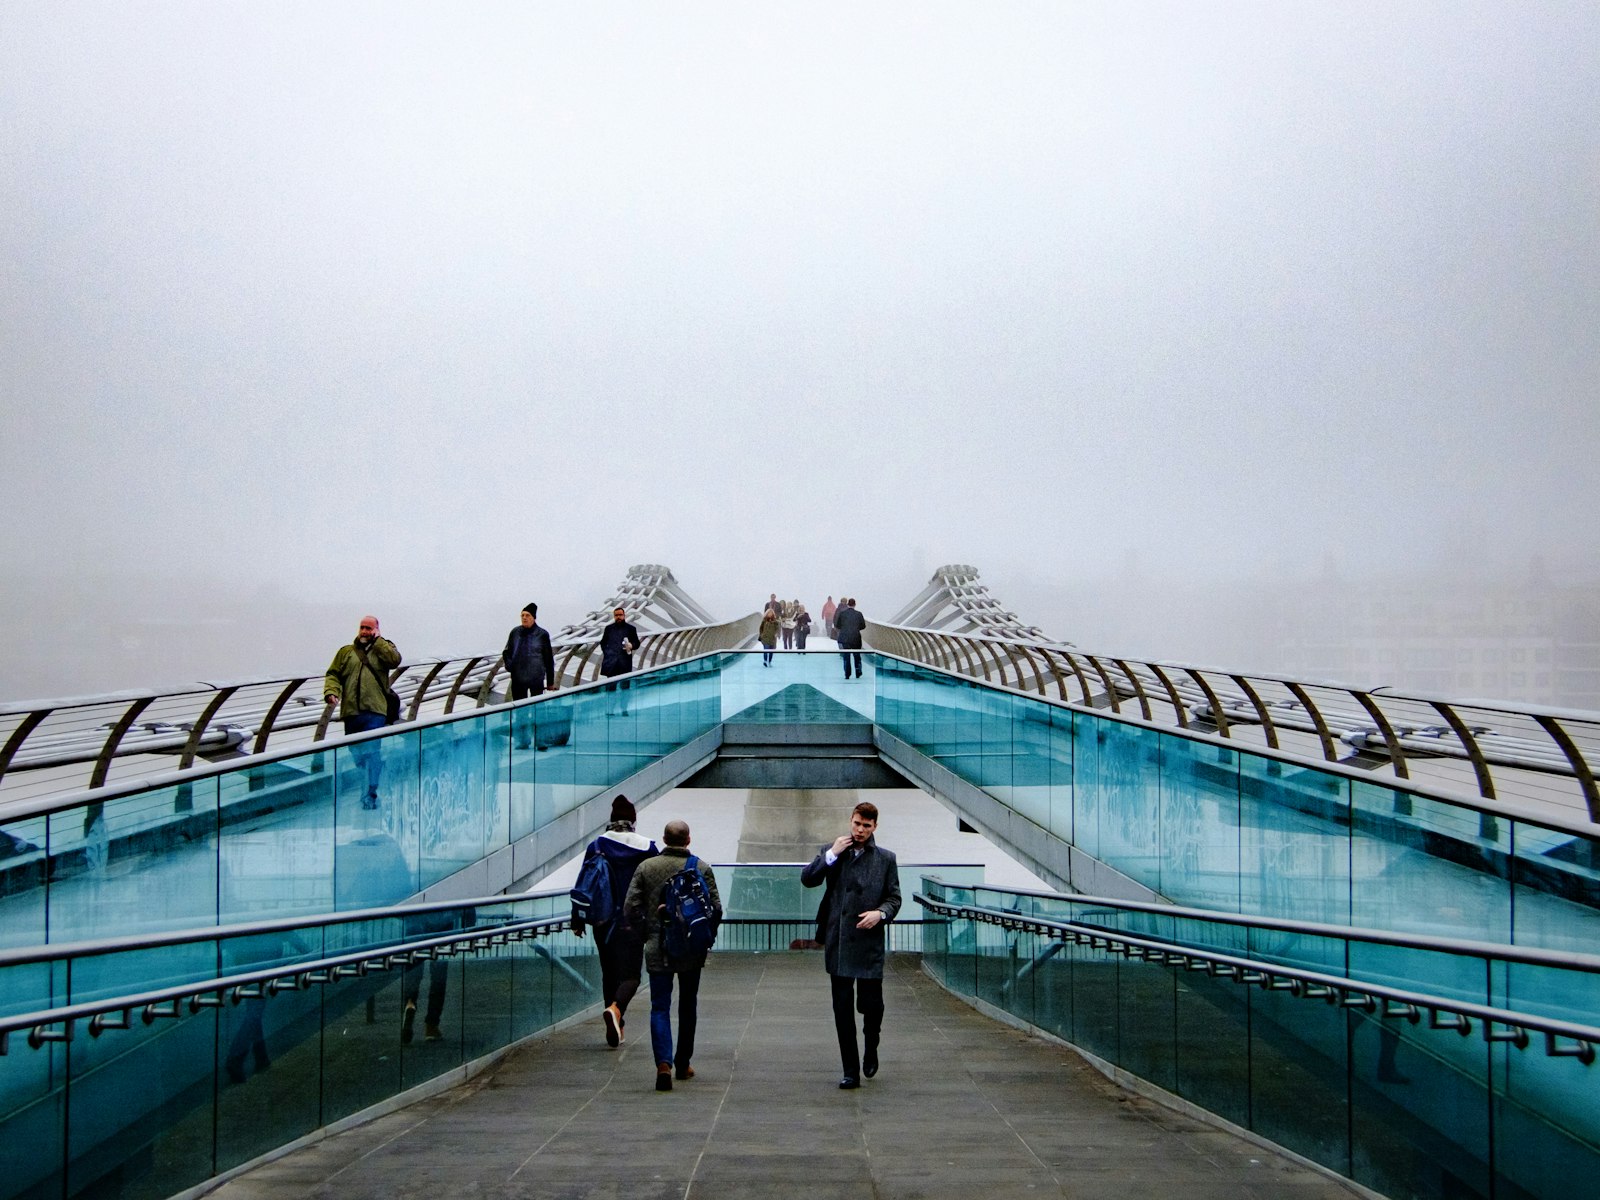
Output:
[623, 819, 722, 1092]
[570, 795, 658, 1049]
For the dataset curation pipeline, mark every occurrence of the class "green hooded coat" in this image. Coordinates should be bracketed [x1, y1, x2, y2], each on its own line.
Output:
[324, 636, 401, 720]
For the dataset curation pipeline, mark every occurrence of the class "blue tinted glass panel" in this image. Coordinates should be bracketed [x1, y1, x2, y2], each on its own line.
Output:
[0, 1036, 64, 1200]
[0, 815, 48, 953]
[419, 717, 489, 887]
[1240, 758, 1350, 924]
[1508, 817, 1600, 957]
[1173, 966, 1249, 1128]
[1246, 987, 1348, 1177]
[67, 1001, 218, 1200]
[47, 781, 219, 943]
[1351, 782, 1509, 943]
[321, 967, 402, 1125]
[1158, 734, 1241, 911]
[1088, 719, 1160, 892]
[220, 750, 335, 924]
[528, 697, 576, 831]
[1492, 1034, 1597, 1200]
[1046, 708, 1073, 842]
[1349, 1010, 1487, 1200]
[976, 690, 1013, 789]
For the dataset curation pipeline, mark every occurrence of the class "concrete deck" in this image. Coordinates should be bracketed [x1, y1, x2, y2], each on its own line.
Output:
[207, 953, 1364, 1200]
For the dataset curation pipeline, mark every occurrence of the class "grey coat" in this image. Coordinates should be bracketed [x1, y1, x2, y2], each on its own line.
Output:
[801, 837, 901, 979]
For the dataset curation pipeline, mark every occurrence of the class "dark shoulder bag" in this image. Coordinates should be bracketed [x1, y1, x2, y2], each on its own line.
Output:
[355, 645, 402, 725]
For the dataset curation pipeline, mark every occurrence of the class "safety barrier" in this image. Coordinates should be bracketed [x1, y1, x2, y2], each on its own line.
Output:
[918, 879, 1600, 1200]
[869, 623, 1600, 820]
[0, 612, 757, 800]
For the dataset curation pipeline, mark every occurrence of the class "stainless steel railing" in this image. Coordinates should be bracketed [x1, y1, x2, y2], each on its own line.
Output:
[868, 623, 1600, 822]
[914, 892, 1600, 1062]
[0, 612, 758, 801]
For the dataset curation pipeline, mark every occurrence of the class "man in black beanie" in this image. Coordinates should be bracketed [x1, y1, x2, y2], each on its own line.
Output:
[502, 603, 557, 749]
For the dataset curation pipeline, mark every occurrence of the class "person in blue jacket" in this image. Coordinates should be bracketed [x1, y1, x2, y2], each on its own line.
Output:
[572, 795, 658, 1048]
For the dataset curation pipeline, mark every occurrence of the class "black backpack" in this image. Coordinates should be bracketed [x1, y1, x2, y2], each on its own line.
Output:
[660, 855, 717, 962]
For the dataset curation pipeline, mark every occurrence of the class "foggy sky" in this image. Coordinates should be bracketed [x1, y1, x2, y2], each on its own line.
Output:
[3, 2, 1597, 694]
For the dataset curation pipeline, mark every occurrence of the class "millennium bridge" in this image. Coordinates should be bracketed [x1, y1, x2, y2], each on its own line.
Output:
[2, 565, 1598, 1200]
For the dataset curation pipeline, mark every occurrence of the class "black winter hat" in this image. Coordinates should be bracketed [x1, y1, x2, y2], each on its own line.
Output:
[523, 603, 538, 617]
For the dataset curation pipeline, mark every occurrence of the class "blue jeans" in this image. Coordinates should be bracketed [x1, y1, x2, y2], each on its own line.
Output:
[343, 711, 388, 800]
[648, 966, 702, 1070]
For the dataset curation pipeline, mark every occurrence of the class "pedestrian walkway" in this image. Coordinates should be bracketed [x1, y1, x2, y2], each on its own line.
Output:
[208, 953, 1363, 1200]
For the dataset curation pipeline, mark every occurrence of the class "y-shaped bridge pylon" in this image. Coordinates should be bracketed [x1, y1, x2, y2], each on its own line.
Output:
[887, 563, 1064, 644]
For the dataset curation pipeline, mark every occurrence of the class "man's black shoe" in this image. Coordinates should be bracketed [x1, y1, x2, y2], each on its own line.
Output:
[839, 1075, 860, 1090]
[863, 1048, 878, 1079]
[656, 1063, 673, 1092]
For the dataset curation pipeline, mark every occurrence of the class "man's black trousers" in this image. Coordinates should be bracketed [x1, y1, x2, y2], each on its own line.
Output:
[830, 974, 883, 1076]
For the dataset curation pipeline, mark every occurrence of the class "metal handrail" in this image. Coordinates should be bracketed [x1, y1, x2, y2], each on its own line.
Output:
[917, 883, 1600, 975]
[0, 611, 758, 800]
[914, 893, 1600, 1062]
[0, 913, 571, 1056]
[870, 623, 1600, 822]
[0, 890, 566, 970]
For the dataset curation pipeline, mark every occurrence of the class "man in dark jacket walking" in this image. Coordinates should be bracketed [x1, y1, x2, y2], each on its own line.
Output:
[571, 795, 657, 1048]
[834, 597, 866, 679]
[801, 800, 900, 1088]
[503, 603, 556, 750]
[599, 606, 640, 715]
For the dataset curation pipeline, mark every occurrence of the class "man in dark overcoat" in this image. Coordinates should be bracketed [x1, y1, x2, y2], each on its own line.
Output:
[599, 606, 640, 715]
[801, 800, 901, 1088]
[502, 602, 556, 750]
[834, 597, 865, 679]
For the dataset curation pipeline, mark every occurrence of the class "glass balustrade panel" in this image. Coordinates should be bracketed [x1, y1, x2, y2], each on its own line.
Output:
[220, 751, 335, 924]
[48, 781, 220, 944]
[1158, 734, 1243, 911]
[419, 717, 490, 889]
[1238, 756, 1351, 926]
[0, 815, 48, 953]
[1351, 782, 1511, 945]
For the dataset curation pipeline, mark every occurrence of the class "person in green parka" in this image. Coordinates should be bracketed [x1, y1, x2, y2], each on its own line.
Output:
[323, 614, 401, 808]
[758, 609, 779, 667]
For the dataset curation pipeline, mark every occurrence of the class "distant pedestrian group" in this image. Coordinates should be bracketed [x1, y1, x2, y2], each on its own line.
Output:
[754, 594, 837, 662]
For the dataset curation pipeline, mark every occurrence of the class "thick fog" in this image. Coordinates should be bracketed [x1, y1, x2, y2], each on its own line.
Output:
[2, 2, 1596, 700]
